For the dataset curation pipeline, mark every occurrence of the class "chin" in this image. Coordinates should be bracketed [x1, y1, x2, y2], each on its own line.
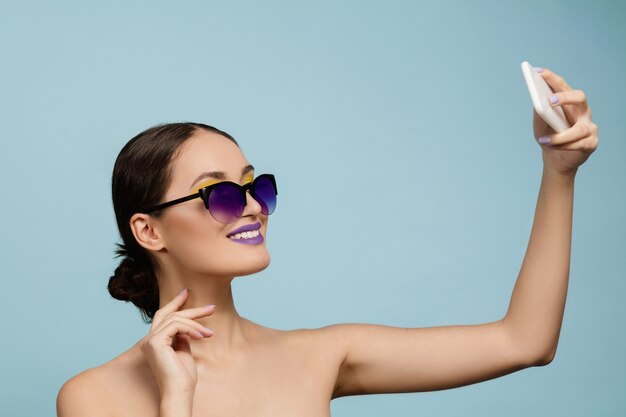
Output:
[233, 257, 271, 277]
[181, 245, 271, 277]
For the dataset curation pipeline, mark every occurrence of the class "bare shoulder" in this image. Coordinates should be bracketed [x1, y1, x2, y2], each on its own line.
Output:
[56, 364, 116, 417]
[272, 322, 351, 355]
[287, 322, 356, 351]
[56, 343, 144, 417]
[273, 323, 353, 398]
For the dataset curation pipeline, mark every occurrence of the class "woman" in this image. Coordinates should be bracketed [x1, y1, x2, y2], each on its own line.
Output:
[57, 66, 598, 417]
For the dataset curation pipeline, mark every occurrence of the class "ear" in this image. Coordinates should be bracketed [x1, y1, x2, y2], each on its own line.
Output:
[129, 213, 166, 252]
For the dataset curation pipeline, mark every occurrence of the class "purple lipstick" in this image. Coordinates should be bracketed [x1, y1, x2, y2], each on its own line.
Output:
[227, 221, 264, 245]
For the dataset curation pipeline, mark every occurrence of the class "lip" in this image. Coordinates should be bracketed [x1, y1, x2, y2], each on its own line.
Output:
[226, 221, 262, 237]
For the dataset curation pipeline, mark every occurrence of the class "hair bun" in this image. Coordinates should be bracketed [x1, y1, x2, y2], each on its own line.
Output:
[107, 252, 159, 323]
[108, 256, 144, 299]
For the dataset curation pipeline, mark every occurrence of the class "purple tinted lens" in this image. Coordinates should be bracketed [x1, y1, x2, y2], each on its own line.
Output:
[207, 183, 245, 223]
[252, 176, 277, 215]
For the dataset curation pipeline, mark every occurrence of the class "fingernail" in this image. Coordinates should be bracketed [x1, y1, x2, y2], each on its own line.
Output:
[204, 327, 214, 335]
[204, 304, 216, 309]
[549, 94, 559, 105]
[538, 136, 551, 144]
[179, 288, 188, 296]
[535, 66, 544, 73]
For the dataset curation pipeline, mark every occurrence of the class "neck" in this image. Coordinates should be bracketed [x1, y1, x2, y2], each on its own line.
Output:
[156, 267, 250, 361]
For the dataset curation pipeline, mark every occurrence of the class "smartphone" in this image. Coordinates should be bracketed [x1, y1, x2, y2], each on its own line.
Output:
[521, 61, 570, 133]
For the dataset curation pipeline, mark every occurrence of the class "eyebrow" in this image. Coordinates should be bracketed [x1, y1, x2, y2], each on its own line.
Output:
[190, 164, 255, 189]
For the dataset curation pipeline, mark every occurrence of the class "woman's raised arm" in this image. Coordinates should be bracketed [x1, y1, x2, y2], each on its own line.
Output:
[323, 66, 598, 399]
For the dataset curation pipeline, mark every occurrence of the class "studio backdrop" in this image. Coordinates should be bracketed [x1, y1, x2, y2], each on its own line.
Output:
[0, 1, 624, 416]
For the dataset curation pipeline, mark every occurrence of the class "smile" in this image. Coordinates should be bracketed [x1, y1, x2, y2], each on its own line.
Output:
[229, 229, 260, 239]
[227, 229, 264, 245]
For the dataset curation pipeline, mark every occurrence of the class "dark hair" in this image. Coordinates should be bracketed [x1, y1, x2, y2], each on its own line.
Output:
[107, 122, 239, 323]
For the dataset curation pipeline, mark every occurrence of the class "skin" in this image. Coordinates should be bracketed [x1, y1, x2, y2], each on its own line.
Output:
[57, 67, 598, 417]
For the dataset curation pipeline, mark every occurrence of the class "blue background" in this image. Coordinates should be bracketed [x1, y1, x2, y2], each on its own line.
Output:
[1, 1, 624, 416]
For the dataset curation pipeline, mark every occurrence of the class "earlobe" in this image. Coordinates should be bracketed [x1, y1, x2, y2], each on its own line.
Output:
[129, 213, 165, 252]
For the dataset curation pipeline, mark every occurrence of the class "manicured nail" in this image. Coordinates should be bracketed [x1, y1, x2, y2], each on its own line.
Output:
[204, 327, 214, 335]
[549, 94, 559, 105]
[204, 304, 216, 309]
[538, 136, 551, 144]
[535, 66, 544, 73]
[179, 288, 188, 296]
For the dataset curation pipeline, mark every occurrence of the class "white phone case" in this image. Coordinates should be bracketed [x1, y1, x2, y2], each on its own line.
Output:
[521, 61, 570, 133]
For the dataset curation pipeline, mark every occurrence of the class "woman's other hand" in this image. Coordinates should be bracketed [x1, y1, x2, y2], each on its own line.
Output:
[532, 66, 599, 176]
[138, 288, 215, 399]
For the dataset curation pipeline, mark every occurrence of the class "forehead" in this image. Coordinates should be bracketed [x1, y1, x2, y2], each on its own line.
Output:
[169, 130, 249, 186]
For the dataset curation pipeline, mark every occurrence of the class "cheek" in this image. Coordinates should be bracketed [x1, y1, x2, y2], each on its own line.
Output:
[163, 210, 229, 268]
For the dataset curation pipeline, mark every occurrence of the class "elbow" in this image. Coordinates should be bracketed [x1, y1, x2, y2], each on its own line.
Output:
[531, 352, 555, 367]
[537, 340, 558, 366]
[502, 320, 557, 368]
[539, 347, 557, 366]
[522, 345, 557, 367]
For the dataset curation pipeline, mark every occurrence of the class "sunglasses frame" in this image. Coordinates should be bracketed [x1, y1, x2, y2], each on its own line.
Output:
[140, 173, 277, 221]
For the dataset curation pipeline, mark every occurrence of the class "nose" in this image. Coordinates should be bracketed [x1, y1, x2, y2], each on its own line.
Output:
[242, 189, 263, 216]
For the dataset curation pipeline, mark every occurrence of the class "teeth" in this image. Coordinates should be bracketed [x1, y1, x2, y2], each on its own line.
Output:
[229, 229, 260, 239]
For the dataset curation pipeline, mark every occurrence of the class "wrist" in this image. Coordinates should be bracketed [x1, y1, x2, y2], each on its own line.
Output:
[160, 392, 194, 417]
[542, 165, 578, 181]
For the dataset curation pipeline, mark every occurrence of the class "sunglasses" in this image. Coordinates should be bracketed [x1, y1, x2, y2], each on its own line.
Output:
[140, 173, 278, 224]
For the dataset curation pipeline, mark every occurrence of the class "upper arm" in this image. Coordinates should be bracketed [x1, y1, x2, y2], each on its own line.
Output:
[328, 320, 544, 399]
[57, 369, 111, 417]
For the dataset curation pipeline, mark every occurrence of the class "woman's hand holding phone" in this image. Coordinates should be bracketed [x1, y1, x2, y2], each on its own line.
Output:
[530, 66, 598, 176]
[139, 288, 215, 405]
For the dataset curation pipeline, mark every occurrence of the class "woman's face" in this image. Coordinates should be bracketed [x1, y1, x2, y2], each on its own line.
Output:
[152, 129, 271, 278]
